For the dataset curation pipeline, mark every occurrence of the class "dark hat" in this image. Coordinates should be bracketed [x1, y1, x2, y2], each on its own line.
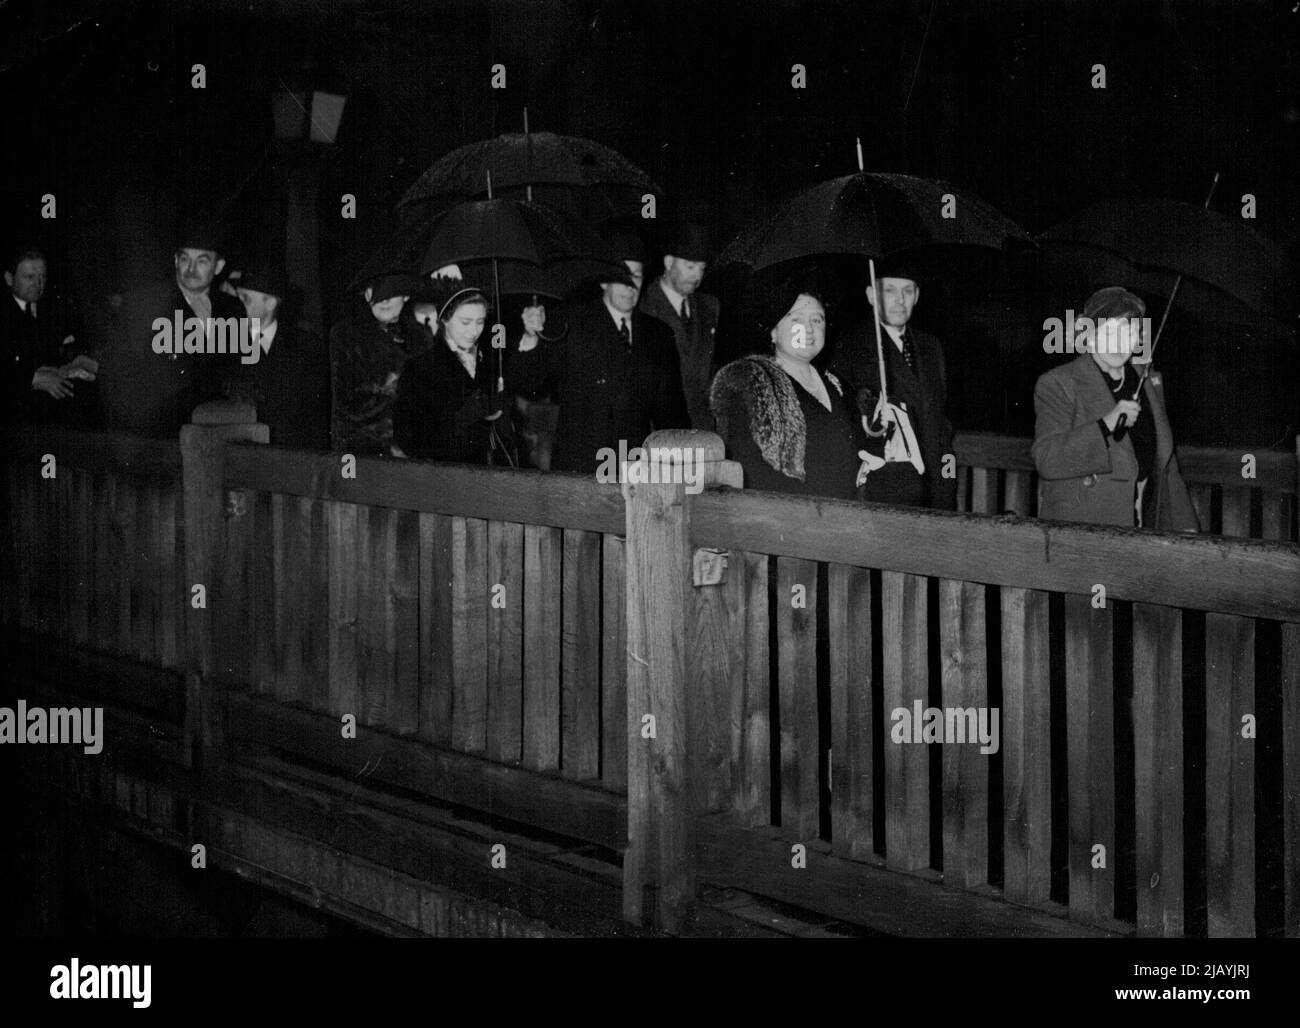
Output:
[603, 229, 648, 268]
[176, 217, 228, 257]
[871, 253, 923, 284]
[663, 223, 714, 263]
[361, 270, 419, 304]
[754, 264, 840, 335]
[1082, 285, 1146, 321]
[238, 259, 290, 300]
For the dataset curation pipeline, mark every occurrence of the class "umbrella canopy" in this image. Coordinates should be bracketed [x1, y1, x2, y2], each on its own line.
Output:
[1038, 198, 1299, 323]
[399, 131, 662, 208]
[719, 172, 1032, 272]
[419, 197, 623, 274]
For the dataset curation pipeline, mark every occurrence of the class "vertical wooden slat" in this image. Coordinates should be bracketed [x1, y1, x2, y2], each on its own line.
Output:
[1, 463, 21, 630]
[882, 570, 929, 871]
[561, 528, 601, 780]
[360, 505, 397, 728]
[1004, 469, 1033, 518]
[1001, 586, 1051, 906]
[687, 542, 736, 812]
[275, 493, 311, 706]
[1205, 612, 1255, 937]
[939, 578, 989, 890]
[54, 462, 73, 640]
[113, 472, 135, 655]
[955, 464, 970, 513]
[776, 556, 819, 840]
[1282, 622, 1300, 938]
[155, 477, 177, 667]
[93, 472, 116, 651]
[132, 478, 159, 663]
[391, 509, 420, 735]
[1220, 488, 1251, 538]
[522, 524, 561, 771]
[1189, 484, 1213, 535]
[419, 512, 453, 746]
[216, 489, 254, 690]
[451, 516, 488, 752]
[327, 501, 359, 719]
[734, 551, 770, 827]
[601, 535, 628, 789]
[829, 563, 872, 859]
[251, 491, 276, 696]
[486, 520, 524, 762]
[1259, 492, 1289, 542]
[304, 498, 330, 713]
[1063, 592, 1115, 923]
[1133, 602, 1184, 937]
[32, 455, 53, 635]
[970, 467, 996, 515]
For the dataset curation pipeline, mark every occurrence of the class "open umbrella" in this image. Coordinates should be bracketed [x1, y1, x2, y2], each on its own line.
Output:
[720, 150, 1031, 406]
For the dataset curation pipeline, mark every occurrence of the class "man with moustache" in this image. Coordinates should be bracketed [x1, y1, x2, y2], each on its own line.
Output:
[507, 233, 688, 474]
[830, 258, 957, 509]
[639, 223, 720, 431]
[98, 224, 251, 436]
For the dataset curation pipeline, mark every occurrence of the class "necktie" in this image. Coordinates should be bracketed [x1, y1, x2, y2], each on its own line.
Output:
[900, 329, 915, 370]
[619, 316, 631, 348]
[680, 297, 691, 329]
[28, 303, 37, 321]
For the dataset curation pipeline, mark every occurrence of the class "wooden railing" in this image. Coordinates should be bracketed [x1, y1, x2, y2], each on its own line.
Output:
[4, 417, 1297, 939]
[953, 431, 1299, 540]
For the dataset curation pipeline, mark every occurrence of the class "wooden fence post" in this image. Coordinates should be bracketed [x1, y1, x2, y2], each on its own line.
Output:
[623, 430, 737, 934]
[179, 401, 267, 773]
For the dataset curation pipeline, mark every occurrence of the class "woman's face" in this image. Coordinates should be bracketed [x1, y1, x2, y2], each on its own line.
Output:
[1090, 316, 1139, 372]
[771, 294, 826, 363]
[443, 301, 488, 349]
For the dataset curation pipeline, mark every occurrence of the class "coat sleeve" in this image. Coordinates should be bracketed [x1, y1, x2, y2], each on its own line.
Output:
[1031, 371, 1114, 480]
[652, 332, 690, 431]
[504, 337, 556, 399]
[928, 342, 958, 510]
[719, 392, 792, 493]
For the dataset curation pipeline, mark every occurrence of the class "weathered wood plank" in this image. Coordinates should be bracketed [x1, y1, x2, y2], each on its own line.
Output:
[970, 467, 996, 515]
[391, 509, 420, 735]
[2, 425, 182, 475]
[1000, 586, 1051, 907]
[561, 528, 601, 780]
[327, 502, 359, 719]
[734, 551, 770, 827]
[251, 491, 276, 696]
[419, 512, 453, 747]
[112, 471, 136, 655]
[776, 557, 819, 841]
[274, 493, 311, 706]
[1189, 484, 1213, 536]
[692, 491, 1300, 622]
[1283, 622, 1300, 938]
[1004, 469, 1033, 518]
[92, 472, 116, 651]
[828, 563, 872, 860]
[1063, 593, 1114, 924]
[304, 498, 330, 713]
[132, 478, 160, 664]
[687, 542, 737, 812]
[451, 516, 488, 753]
[939, 578, 989, 890]
[215, 489, 254, 690]
[522, 524, 561, 771]
[155, 477, 178, 667]
[600, 535, 628, 790]
[1133, 602, 1184, 937]
[1205, 612, 1255, 937]
[1220, 488, 1251, 538]
[486, 520, 524, 763]
[225, 446, 624, 533]
[360, 506, 397, 728]
[882, 571, 929, 871]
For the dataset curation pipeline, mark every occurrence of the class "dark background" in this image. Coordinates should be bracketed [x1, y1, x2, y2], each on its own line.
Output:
[2, 0, 1297, 443]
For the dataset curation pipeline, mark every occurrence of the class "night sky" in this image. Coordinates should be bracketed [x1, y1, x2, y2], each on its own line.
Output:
[3, 0, 1297, 442]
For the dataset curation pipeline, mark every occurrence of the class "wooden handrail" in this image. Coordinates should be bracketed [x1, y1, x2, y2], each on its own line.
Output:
[2, 425, 181, 475]
[691, 490, 1300, 622]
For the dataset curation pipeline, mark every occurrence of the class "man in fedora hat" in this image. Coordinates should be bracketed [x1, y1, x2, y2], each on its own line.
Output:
[829, 257, 957, 510]
[97, 219, 251, 435]
[329, 268, 428, 456]
[508, 230, 688, 473]
[639, 223, 720, 431]
[236, 260, 330, 449]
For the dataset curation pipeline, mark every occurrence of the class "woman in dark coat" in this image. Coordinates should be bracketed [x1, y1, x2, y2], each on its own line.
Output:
[393, 285, 515, 464]
[709, 275, 863, 499]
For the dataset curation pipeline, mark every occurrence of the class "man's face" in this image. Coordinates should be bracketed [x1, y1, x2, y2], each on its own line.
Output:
[175, 248, 225, 293]
[6, 258, 47, 304]
[602, 259, 644, 314]
[236, 287, 279, 325]
[664, 256, 705, 296]
[869, 277, 919, 328]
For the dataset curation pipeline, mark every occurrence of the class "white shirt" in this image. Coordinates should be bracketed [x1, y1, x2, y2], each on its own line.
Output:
[603, 296, 632, 343]
[179, 284, 212, 322]
[657, 278, 690, 319]
[881, 322, 907, 354]
[445, 336, 477, 378]
[255, 319, 279, 352]
[12, 295, 32, 316]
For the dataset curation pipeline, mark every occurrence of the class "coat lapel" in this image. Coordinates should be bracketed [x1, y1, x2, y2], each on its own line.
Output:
[1071, 354, 1137, 477]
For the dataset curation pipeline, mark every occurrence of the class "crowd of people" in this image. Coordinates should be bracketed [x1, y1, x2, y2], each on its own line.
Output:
[1, 221, 1198, 532]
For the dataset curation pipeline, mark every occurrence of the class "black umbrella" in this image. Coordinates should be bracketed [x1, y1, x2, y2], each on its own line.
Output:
[720, 155, 1031, 406]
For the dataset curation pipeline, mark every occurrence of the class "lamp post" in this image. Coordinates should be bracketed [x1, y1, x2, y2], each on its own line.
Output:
[271, 83, 347, 334]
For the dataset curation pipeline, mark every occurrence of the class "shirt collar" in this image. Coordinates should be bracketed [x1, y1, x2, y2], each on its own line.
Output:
[603, 296, 632, 333]
[256, 319, 279, 349]
[657, 278, 687, 316]
[12, 294, 28, 312]
[880, 321, 906, 350]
